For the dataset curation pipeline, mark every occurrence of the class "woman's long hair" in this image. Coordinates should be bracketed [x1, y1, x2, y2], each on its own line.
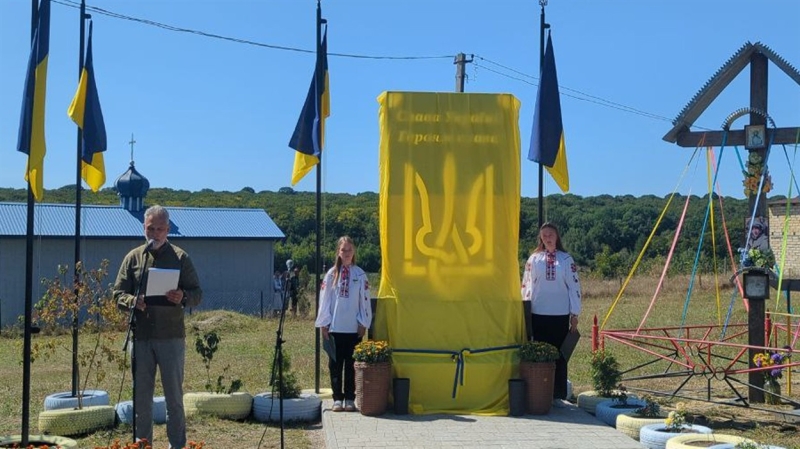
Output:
[332, 235, 357, 284]
[533, 222, 566, 253]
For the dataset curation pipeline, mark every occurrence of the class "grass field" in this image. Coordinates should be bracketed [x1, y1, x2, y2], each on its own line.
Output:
[0, 274, 798, 448]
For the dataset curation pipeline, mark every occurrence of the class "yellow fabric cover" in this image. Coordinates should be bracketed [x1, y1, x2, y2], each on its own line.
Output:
[376, 92, 525, 414]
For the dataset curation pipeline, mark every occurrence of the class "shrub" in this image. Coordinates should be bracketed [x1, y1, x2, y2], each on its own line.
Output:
[29, 260, 128, 407]
[194, 330, 243, 394]
[590, 350, 621, 396]
[634, 394, 661, 417]
[269, 349, 301, 399]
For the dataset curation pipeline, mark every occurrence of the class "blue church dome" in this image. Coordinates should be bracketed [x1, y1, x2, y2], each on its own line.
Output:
[115, 161, 150, 212]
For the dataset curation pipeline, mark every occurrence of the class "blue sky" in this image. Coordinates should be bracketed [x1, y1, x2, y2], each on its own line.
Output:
[1, 0, 798, 199]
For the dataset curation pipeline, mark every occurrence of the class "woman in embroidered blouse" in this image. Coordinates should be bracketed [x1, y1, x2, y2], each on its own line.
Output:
[315, 236, 372, 412]
[521, 222, 581, 406]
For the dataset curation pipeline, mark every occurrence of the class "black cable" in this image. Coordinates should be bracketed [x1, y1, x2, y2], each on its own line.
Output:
[52, 0, 453, 60]
[474, 57, 716, 131]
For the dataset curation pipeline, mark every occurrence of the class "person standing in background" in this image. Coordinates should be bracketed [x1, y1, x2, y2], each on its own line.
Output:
[315, 236, 372, 412]
[288, 267, 301, 317]
[272, 270, 284, 317]
[521, 222, 581, 408]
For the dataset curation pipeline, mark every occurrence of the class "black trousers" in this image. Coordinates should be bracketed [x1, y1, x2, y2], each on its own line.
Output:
[531, 314, 570, 400]
[328, 332, 361, 401]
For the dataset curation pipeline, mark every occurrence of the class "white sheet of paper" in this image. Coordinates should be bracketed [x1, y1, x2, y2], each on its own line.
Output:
[145, 268, 180, 296]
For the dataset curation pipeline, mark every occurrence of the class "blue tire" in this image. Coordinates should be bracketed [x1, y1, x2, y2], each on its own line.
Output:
[115, 397, 168, 425]
[43, 390, 110, 411]
[594, 398, 647, 427]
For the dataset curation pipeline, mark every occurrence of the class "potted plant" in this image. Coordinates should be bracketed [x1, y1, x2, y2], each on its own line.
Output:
[353, 340, 392, 416]
[252, 348, 321, 422]
[753, 349, 790, 405]
[577, 349, 622, 415]
[183, 330, 253, 420]
[639, 402, 712, 449]
[518, 340, 560, 415]
[615, 394, 668, 440]
[594, 384, 647, 427]
[31, 261, 121, 436]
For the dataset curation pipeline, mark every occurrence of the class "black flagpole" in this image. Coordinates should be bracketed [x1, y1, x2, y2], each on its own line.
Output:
[71, 0, 88, 399]
[313, 0, 323, 394]
[537, 0, 549, 229]
[22, 2, 39, 445]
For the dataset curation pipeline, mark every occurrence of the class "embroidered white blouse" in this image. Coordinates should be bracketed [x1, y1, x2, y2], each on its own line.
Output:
[315, 264, 372, 333]
[521, 250, 582, 316]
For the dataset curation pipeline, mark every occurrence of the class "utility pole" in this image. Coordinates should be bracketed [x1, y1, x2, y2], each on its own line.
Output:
[454, 53, 473, 92]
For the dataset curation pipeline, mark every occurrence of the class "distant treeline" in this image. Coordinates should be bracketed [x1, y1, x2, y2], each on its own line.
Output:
[0, 185, 765, 278]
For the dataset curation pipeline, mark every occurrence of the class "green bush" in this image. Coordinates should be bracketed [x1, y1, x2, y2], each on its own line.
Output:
[590, 350, 621, 396]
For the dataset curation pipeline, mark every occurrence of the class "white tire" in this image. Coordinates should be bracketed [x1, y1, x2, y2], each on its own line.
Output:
[37, 405, 115, 436]
[252, 392, 321, 422]
[183, 392, 253, 420]
[639, 423, 712, 449]
[666, 433, 748, 449]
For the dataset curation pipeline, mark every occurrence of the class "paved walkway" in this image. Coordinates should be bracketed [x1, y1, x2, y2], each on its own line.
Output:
[321, 399, 645, 449]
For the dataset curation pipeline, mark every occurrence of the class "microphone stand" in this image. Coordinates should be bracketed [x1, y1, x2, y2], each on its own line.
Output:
[122, 248, 150, 444]
[268, 272, 290, 449]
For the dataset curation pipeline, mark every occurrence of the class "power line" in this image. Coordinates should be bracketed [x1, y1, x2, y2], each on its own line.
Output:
[475, 55, 715, 131]
[52, 0, 453, 61]
[50, 0, 713, 131]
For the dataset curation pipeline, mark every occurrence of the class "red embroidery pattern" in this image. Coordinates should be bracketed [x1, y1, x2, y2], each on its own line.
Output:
[546, 251, 556, 281]
[339, 265, 350, 298]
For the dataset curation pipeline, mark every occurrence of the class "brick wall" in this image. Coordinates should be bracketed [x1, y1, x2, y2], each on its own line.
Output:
[768, 201, 800, 277]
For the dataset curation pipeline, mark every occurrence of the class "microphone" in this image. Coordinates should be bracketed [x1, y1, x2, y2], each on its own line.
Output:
[144, 239, 156, 252]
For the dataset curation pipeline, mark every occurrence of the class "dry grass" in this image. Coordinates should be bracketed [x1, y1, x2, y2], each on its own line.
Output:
[0, 274, 798, 448]
[0, 311, 323, 449]
[579, 274, 800, 448]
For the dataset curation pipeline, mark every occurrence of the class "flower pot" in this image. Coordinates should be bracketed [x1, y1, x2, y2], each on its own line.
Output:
[354, 361, 391, 416]
[519, 361, 555, 415]
[639, 423, 712, 449]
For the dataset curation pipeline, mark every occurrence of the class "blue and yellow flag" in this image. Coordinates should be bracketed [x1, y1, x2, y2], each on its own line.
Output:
[528, 33, 569, 193]
[288, 28, 329, 186]
[16, 0, 51, 201]
[68, 22, 107, 192]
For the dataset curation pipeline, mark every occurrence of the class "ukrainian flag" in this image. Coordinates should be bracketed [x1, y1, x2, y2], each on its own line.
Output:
[528, 32, 569, 193]
[288, 28, 329, 186]
[17, 0, 51, 201]
[68, 22, 107, 192]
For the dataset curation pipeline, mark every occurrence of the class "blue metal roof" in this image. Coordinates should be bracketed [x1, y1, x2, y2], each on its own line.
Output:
[0, 203, 285, 239]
